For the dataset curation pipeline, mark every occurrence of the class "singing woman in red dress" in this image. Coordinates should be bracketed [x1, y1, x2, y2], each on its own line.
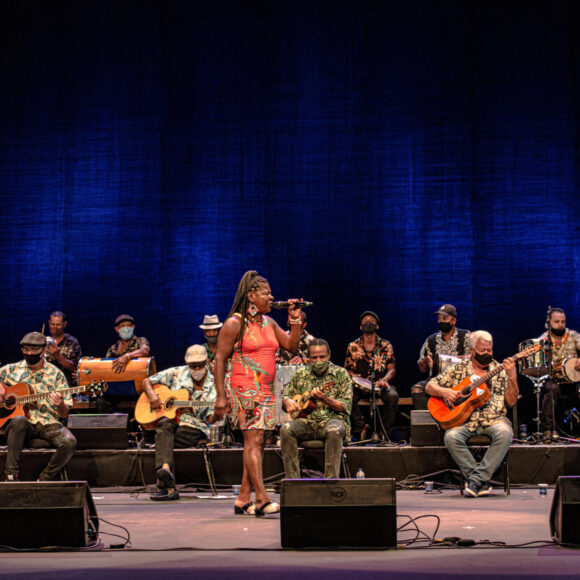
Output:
[213, 271, 302, 516]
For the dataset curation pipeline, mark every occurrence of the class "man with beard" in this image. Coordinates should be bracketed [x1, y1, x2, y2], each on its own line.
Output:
[412, 304, 471, 410]
[538, 308, 580, 439]
[0, 332, 76, 481]
[199, 314, 223, 362]
[280, 339, 352, 478]
[44, 311, 82, 387]
[345, 311, 398, 440]
[141, 344, 216, 501]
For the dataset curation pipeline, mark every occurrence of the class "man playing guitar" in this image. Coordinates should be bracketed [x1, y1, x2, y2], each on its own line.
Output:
[141, 344, 216, 501]
[0, 332, 77, 482]
[426, 330, 518, 497]
[280, 339, 352, 479]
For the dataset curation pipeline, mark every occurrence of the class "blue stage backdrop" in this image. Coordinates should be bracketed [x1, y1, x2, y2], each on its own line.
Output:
[1, 1, 579, 413]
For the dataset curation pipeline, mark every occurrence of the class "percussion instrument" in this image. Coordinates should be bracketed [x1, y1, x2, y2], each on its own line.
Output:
[438, 354, 462, 375]
[352, 376, 373, 392]
[563, 357, 580, 383]
[77, 357, 157, 393]
[517, 339, 548, 377]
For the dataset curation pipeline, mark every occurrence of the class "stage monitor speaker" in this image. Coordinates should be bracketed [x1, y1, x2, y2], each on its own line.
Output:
[0, 481, 99, 548]
[67, 414, 128, 449]
[281, 478, 396, 548]
[410, 410, 444, 446]
[550, 476, 580, 544]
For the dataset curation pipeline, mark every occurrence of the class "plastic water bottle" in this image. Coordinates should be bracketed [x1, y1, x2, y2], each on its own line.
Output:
[356, 468, 365, 479]
[519, 424, 528, 439]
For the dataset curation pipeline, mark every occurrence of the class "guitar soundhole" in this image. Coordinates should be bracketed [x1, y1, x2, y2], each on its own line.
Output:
[5, 396, 16, 410]
[165, 398, 175, 410]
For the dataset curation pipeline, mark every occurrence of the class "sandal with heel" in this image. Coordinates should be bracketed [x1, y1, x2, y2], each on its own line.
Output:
[255, 501, 280, 517]
[234, 502, 256, 515]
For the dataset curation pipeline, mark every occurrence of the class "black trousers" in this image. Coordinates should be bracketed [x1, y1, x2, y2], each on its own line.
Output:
[351, 386, 399, 435]
[4, 417, 77, 480]
[155, 418, 207, 471]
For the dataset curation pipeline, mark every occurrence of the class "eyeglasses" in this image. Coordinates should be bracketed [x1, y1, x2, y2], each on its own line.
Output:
[188, 362, 206, 370]
[21, 346, 43, 354]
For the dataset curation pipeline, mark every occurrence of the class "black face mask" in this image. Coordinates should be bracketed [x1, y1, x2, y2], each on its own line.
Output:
[23, 353, 42, 366]
[361, 322, 377, 334]
[473, 352, 493, 366]
[438, 322, 453, 333]
[550, 327, 566, 337]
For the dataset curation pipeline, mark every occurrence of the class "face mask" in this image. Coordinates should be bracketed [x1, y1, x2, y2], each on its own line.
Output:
[190, 368, 207, 382]
[550, 327, 566, 337]
[438, 321, 453, 333]
[361, 322, 377, 334]
[205, 335, 218, 345]
[473, 352, 493, 366]
[119, 327, 134, 341]
[24, 353, 42, 366]
[311, 360, 330, 376]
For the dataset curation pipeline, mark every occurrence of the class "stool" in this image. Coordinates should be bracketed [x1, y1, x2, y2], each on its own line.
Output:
[299, 440, 350, 478]
[459, 435, 510, 495]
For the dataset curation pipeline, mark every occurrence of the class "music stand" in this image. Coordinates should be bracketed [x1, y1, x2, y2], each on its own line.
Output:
[350, 374, 388, 446]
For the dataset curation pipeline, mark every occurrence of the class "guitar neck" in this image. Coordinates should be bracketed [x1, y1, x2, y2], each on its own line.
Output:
[15, 385, 88, 406]
[173, 400, 214, 409]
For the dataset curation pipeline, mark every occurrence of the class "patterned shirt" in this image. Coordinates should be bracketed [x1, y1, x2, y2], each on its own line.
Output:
[148, 365, 216, 436]
[345, 336, 395, 380]
[539, 329, 580, 382]
[418, 328, 471, 376]
[0, 360, 72, 427]
[203, 342, 217, 362]
[284, 362, 352, 439]
[431, 359, 509, 431]
[45, 333, 82, 386]
[277, 331, 315, 365]
[106, 336, 150, 358]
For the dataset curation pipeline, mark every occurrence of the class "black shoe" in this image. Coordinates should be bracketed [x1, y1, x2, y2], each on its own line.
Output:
[465, 479, 480, 497]
[3, 473, 19, 482]
[234, 502, 256, 515]
[255, 501, 280, 517]
[478, 481, 492, 496]
[156, 468, 176, 489]
[150, 487, 180, 501]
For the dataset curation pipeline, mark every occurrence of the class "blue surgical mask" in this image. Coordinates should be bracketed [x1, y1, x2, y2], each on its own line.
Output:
[119, 326, 134, 341]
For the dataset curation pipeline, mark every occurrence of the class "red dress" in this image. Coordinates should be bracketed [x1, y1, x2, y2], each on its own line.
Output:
[226, 315, 279, 430]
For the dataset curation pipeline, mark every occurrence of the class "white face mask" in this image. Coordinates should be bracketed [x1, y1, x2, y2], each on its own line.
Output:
[190, 367, 206, 382]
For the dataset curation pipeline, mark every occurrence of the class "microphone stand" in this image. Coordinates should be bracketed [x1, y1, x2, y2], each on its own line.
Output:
[351, 372, 385, 446]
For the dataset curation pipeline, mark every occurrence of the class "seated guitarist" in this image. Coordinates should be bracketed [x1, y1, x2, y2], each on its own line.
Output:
[425, 330, 518, 497]
[280, 339, 352, 479]
[0, 332, 76, 482]
[141, 344, 216, 501]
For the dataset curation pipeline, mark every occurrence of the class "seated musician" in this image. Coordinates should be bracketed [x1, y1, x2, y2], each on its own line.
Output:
[96, 314, 151, 414]
[199, 314, 223, 362]
[45, 310, 82, 387]
[412, 304, 471, 410]
[425, 330, 517, 497]
[280, 339, 352, 479]
[538, 308, 580, 439]
[277, 311, 315, 366]
[345, 311, 398, 440]
[0, 332, 76, 481]
[141, 344, 216, 501]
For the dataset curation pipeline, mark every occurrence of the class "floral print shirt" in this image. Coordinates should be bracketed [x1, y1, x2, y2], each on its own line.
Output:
[344, 336, 395, 380]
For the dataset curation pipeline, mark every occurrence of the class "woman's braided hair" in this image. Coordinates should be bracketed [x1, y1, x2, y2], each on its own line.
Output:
[228, 270, 269, 341]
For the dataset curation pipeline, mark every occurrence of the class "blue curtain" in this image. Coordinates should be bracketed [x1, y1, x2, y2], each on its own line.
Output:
[1, 0, 579, 403]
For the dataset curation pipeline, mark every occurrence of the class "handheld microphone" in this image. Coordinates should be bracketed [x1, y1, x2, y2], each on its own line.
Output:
[272, 301, 313, 309]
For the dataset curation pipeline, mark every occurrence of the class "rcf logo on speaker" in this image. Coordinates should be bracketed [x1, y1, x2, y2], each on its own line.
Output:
[328, 487, 347, 502]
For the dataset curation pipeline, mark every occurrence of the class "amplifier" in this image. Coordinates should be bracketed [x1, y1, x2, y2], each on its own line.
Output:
[281, 478, 397, 548]
[411, 410, 445, 446]
[67, 413, 129, 449]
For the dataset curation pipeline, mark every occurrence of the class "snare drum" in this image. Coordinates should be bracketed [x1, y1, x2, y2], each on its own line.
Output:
[517, 339, 548, 377]
[77, 357, 157, 393]
[438, 354, 462, 375]
[563, 357, 580, 383]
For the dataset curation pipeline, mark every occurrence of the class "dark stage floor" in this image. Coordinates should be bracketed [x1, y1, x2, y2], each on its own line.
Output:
[0, 486, 579, 578]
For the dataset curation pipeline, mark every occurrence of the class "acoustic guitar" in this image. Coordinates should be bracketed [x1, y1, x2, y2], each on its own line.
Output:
[428, 344, 541, 430]
[0, 380, 107, 429]
[290, 380, 334, 420]
[134, 384, 215, 430]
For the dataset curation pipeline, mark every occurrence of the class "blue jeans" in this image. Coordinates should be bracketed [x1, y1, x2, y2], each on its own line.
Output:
[444, 416, 513, 485]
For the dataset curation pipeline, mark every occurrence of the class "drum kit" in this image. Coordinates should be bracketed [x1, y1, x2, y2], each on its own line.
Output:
[516, 338, 580, 440]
